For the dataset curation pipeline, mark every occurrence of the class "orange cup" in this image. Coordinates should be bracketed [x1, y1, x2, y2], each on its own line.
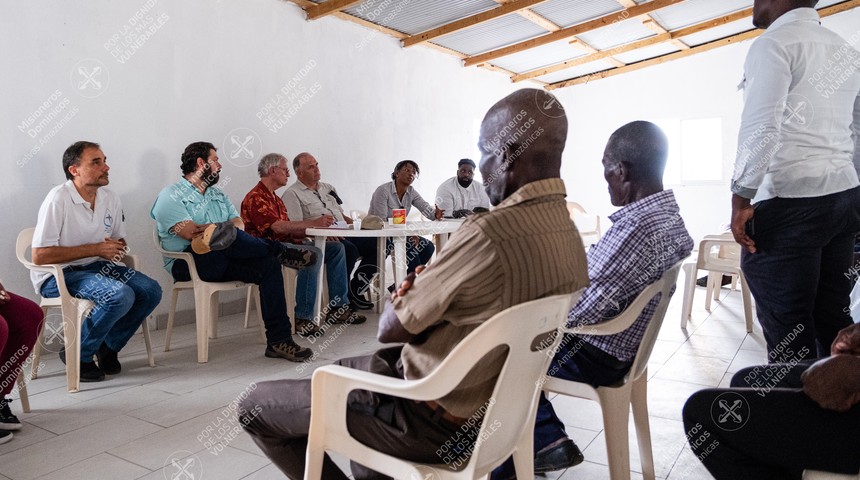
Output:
[392, 209, 406, 224]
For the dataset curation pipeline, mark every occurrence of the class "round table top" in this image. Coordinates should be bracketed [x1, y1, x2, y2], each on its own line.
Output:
[307, 220, 463, 238]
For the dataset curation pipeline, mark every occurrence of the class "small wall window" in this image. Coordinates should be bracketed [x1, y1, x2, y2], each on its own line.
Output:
[652, 117, 724, 185]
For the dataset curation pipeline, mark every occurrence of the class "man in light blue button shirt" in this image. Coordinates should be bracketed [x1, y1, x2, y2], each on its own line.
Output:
[730, 0, 860, 363]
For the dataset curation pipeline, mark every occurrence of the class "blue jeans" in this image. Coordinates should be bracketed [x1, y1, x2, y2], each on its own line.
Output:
[170, 229, 295, 345]
[491, 334, 632, 479]
[295, 241, 350, 319]
[40, 261, 162, 359]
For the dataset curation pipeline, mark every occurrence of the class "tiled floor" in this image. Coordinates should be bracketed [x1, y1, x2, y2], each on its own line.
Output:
[0, 282, 764, 479]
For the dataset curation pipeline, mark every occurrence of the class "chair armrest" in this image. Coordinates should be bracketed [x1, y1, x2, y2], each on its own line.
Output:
[312, 364, 464, 402]
[561, 278, 665, 337]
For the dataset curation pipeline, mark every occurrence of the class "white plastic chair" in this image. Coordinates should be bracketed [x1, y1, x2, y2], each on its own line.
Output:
[152, 229, 264, 363]
[243, 266, 297, 333]
[567, 202, 601, 246]
[680, 233, 754, 332]
[304, 292, 582, 480]
[543, 262, 683, 480]
[16, 228, 155, 393]
[804, 471, 860, 479]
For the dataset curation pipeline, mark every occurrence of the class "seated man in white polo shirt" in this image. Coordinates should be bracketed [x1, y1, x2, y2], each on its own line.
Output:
[31, 141, 162, 382]
[434, 158, 491, 218]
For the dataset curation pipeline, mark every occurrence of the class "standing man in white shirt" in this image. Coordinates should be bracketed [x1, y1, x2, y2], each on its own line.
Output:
[32, 141, 162, 382]
[434, 158, 491, 218]
[730, 0, 860, 363]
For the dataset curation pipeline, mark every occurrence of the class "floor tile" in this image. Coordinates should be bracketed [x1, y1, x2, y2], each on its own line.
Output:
[33, 453, 151, 480]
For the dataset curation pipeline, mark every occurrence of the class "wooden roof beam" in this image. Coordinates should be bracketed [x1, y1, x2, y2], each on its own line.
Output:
[546, 0, 860, 90]
[401, 0, 551, 47]
[491, 0, 561, 32]
[463, 0, 685, 67]
[570, 38, 626, 67]
[305, 0, 362, 20]
[511, 6, 753, 82]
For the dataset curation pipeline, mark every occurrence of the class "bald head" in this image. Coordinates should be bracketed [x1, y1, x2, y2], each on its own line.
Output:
[603, 121, 668, 206]
[753, 0, 818, 28]
[478, 89, 568, 205]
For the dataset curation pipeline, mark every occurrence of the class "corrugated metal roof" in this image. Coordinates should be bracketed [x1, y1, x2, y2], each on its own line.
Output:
[679, 17, 753, 46]
[576, 16, 655, 50]
[344, 0, 498, 36]
[490, 39, 585, 73]
[536, 59, 616, 83]
[649, 0, 752, 30]
[613, 41, 680, 64]
[432, 14, 549, 56]
[291, 0, 860, 89]
[530, 0, 625, 28]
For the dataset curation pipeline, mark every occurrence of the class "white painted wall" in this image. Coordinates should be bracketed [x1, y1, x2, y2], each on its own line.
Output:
[1, 1, 858, 313]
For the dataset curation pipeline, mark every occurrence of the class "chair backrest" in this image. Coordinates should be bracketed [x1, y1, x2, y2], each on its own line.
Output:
[426, 291, 582, 474]
[152, 228, 200, 282]
[697, 233, 740, 273]
[626, 262, 682, 383]
[16, 227, 69, 297]
[567, 202, 601, 243]
[565, 262, 682, 385]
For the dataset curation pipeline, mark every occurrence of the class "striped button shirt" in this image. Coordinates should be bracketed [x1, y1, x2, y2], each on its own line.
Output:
[568, 190, 693, 362]
[393, 178, 590, 418]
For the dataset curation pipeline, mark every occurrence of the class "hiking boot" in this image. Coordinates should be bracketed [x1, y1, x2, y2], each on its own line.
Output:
[96, 342, 121, 375]
[265, 339, 312, 362]
[295, 318, 322, 338]
[0, 398, 22, 431]
[278, 247, 316, 269]
[326, 307, 367, 325]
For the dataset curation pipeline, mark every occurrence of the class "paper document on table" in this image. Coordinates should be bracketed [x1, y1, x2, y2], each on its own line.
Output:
[327, 221, 350, 229]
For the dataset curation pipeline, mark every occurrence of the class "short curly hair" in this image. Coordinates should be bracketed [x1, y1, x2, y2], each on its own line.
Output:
[391, 160, 420, 181]
[180, 142, 216, 175]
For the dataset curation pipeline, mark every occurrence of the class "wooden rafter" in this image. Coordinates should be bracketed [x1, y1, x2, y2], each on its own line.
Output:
[492, 0, 561, 31]
[462, 0, 684, 67]
[617, 0, 689, 50]
[545, 0, 860, 89]
[570, 39, 625, 67]
[511, 6, 754, 83]
[305, 0, 362, 20]
[401, 0, 550, 47]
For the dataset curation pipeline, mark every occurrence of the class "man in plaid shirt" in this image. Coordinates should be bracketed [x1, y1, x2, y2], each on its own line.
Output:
[496, 121, 694, 478]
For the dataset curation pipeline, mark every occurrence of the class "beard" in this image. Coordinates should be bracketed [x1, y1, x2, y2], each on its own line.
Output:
[457, 177, 472, 188]
[202, 164, 220, 186]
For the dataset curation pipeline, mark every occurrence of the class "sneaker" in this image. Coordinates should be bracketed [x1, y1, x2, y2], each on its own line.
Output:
[80, 361, 105, 382]
[0, 430, 12, 445]
[326, 307, 367, 325]
[265, 339, 312, 362]
[278, 247, 316, 269]
[295, 318, 322, 338]
[96, 342, 121, 375]
[0, 398, 22, 430]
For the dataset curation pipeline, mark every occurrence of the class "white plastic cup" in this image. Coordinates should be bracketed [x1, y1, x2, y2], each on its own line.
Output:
[354, 219, 362, 230]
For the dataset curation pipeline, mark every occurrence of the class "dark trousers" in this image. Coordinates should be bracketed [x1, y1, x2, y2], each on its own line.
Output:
[0, 292, 43, 396]
[683, 363, 860, 479]
[491, 335, 632, 479]
[342, 237, 380, 305]
[386, 237, 435, 275]
[742, 187, 860, 362]
[171, 230, 292, 345]
[239, 346, 474, 479]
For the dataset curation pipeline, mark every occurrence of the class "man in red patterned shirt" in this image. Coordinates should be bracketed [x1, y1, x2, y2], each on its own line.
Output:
[241, 153, 365, 335]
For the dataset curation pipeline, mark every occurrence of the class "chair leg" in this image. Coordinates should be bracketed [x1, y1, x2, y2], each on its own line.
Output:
[142, 315, 155, 367]
[16, 373, 30, 413]
[739, 273, 754, 333]
[598, 388, 633, 480]
[631, 375, 655, 480]
[680, 263, 696, 329]
[196, 290, 211, 363]
[66, 305, 86, 393]
[31, 310, 47, 379]
[208, 292, 220, 340]
[243, 285, 253, 329]
[705, 273, 716, 311]
[164, 287, 181, 352]
[512, 421, 536, 480]
[253, 286, 266, 345]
